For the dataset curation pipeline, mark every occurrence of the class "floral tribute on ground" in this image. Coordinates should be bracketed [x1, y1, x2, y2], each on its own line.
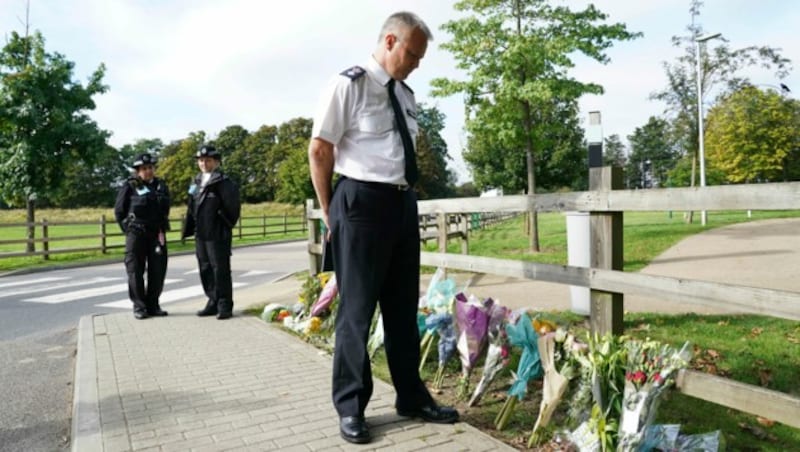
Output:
[261, 269, 724, 451]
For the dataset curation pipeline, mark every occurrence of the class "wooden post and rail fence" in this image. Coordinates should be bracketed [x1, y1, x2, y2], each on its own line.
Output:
[305, 168, 800, 430]
[0, 213, 307, 260]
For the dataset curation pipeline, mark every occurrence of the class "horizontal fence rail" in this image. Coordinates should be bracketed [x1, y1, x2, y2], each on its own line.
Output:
[0, 213, 306, 260]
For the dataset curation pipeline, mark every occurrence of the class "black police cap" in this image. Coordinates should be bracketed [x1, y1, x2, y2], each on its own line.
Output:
[196, 145, 222, 160]
[132, 153, 156, 168]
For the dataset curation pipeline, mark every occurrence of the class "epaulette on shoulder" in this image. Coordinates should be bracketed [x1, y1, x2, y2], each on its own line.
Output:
[340, 66, 366, 81]
[399, 81, 414, 94]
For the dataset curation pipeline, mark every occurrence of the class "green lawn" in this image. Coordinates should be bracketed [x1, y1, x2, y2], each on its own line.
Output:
[430, 209, 800, 271]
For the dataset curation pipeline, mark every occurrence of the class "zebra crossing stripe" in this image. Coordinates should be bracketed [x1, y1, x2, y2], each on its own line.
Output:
[22, 279, 181, 304]
[0, 277, 123, 298]
[0, 277, 69, 289]
[96, 282, 249, 309]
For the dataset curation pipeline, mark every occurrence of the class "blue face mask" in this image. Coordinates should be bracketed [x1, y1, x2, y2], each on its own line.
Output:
[136, 186, 151, 196]
[188, 184, 198, 195]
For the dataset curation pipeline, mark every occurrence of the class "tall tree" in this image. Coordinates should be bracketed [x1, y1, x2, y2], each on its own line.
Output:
[650, 0, 791, 192]
[415, 103, 454, 199]
[603, 134, 626, 168]
[275, 147, 314, 205]
[229, 125, 277, 203]
[625, 117, 681, 188]
[705, 86, 800, 183]
[158, 132, 206, 205]
[271, 118, 312, 201]
[431, 0, 639, 251]
[0, 30, 109, 249]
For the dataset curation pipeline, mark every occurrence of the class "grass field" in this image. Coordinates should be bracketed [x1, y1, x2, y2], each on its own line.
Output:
[427, 209, 800, 271]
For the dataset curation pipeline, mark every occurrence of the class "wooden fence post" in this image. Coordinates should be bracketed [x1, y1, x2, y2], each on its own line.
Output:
[238, 217, 243, 239]
[307, 199, 322, 275]
[100, 215, 107, 254]
[42, 218, 49, 260]
[283, 212, 288, 234]
[589, 166, 624, 336]
[262, 214, 267, 237]
[460, 214, 469, 255]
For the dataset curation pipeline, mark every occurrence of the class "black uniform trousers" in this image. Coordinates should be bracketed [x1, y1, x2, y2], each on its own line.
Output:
[195, 237, 233, 313]
[124, 230, 167, 314]
[329, 177, 434, 417]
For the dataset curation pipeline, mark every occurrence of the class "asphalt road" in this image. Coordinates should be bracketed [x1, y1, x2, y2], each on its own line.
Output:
[0, 240, 307, 452]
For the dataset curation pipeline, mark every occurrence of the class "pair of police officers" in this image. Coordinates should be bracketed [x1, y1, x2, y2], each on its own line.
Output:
[115, 146, 240, 320]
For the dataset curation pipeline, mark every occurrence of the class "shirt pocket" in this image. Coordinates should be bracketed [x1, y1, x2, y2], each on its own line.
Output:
[358, 113, 394, 135]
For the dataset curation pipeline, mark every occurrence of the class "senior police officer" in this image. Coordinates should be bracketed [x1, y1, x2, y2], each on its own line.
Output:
[308, 11, 458, 444]
[182, 145, 241, 320]
[114, 153, 171, 319]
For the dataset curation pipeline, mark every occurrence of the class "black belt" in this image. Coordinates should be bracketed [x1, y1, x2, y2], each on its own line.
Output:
[341, 176, 410, 191]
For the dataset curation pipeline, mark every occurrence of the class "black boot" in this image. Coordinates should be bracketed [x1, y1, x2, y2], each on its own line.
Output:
[148, 306, 168, 316]
[197, 299, 218, 317]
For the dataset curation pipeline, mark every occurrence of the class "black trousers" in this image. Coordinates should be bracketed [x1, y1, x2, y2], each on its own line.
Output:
[124, 230, 167, 313]
[329, 178, 434, 417]
[195, 238, 233, 313]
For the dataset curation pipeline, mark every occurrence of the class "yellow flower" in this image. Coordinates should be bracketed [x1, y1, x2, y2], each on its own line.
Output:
[305, 316, 323, 335]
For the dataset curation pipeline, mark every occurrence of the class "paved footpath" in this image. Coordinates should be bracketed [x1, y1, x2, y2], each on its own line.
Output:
[72, 279, 513, 452]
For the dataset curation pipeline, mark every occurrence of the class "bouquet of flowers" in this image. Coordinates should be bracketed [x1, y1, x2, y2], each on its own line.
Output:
[454, 293, 491, 399]
[310, 273, 337, 317]
[494, 311, 542, 430]
[528, 327, 583, 447]
[468, 302, 509, 406]
[432, 314, 457, 389]
[571, 333, 629, 451]
[418, 270, 458, 372]
[617, 340, 692, 451]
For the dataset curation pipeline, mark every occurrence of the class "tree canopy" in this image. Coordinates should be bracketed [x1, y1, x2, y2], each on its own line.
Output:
[705, 86, 800, 183]
[0, 30, 109, 207]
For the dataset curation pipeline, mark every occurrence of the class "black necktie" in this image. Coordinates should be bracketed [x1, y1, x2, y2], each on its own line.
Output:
[387, 79, 419, 186]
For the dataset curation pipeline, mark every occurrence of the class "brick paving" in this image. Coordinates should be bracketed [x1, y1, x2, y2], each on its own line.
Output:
[71, 281, 514, 452]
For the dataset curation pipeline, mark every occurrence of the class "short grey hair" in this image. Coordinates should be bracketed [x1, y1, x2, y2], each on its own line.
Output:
[378, 11, 433, 43]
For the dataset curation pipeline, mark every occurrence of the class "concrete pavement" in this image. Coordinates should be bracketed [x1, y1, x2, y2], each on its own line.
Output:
[70, 218, 800, 451]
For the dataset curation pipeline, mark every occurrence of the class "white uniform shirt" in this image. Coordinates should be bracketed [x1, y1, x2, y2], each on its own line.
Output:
[312, 56, 418, 185]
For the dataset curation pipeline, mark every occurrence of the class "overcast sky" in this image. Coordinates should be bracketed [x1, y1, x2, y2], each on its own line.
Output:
[2, 0, 797, 183]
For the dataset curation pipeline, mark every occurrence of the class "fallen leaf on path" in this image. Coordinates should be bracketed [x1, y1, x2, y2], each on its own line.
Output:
[756, 417, 775, 427]
[750, 327, 764, 338]
[738, 422, 778, 442]
[758, 368, 773, 387]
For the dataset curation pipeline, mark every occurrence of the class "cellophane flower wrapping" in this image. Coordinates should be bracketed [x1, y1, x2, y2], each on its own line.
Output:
[310, 274, 337, 317]
[367, 312, 384, 358]
[529, 330, 573, 446]
[506, 311, 543, 399]
[468, 302, 509, 406]
[454, 293, 492, 398]
[432, 314, 457, 389]
[494, 311, 543, 430]
[418, 270, 458, 372]
[617, 340, 692, 451]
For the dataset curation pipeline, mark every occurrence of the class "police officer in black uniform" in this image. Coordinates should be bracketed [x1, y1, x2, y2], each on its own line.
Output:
[114, 153, 171, 319]
[182, 145, 241, 320]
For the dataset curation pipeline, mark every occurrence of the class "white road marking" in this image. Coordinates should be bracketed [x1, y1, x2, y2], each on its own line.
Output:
[22, 279, 181, 304]
[96, 282, 249, 309]
[0, 277, 69, 289]
[184, 269, 199, 275]
[241, 270, 271, 278]
[0, 277, 123, 298]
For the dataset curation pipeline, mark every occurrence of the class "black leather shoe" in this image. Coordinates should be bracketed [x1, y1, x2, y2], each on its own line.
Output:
[339, 416, 370, 444]
[133, 311, 149, 320]
[148, 308, 168, 317]
[397, 404, 459, 424]
[197, 300, 218, 317]
[216, 311, 232, 320]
